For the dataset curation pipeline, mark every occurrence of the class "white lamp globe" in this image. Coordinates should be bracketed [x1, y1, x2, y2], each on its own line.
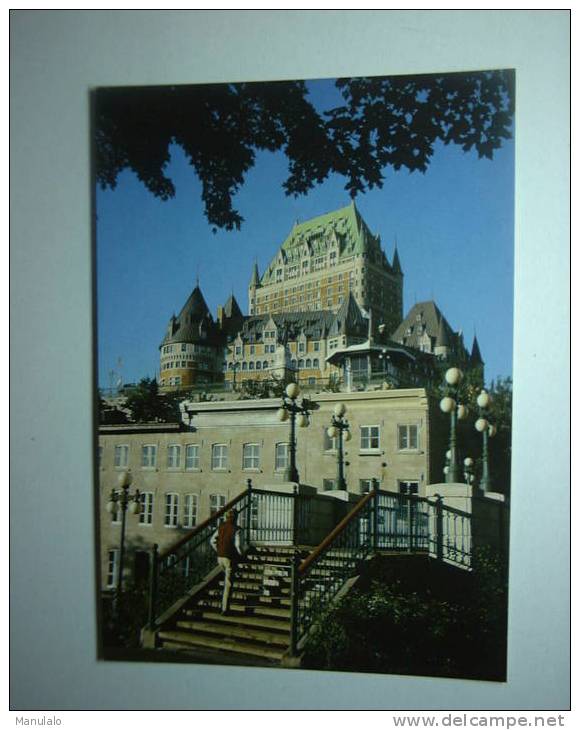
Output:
[475, 417, 488, 432]
[445, 450, 452, 460]
[488, 424, 497, 437]
[477, 390, 491, 409]
[443, 466, 449, 475]
[464, 457, 474, 467]
[106, 500, 116, 514]
[286, 382, 300, 399]
[334, 402, 347, 418]
[344, 430, 352, 442]
[327, 426, 338, 439]
[129, 500, 140, 515]
[445, 367, 463, 386]
[297, 413, 308, 428]
[440, 396, 456, 413]
[118, 470, 132, 489]
[457, 404, 468, 420]
[277, 408, 289, 422]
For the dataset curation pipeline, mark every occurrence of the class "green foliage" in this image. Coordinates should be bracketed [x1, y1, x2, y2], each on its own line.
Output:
[124, 377, 182, 423]
[95, 72, 514, 232]
[302, 552, 508, 680]
[99, 397, 129, 425]
[101, 586, 149, 650]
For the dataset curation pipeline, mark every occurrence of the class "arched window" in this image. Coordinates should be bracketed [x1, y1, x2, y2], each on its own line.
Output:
[263, 360, 269, 369]
[256, 361, 262, 370]
[242, 362, 247, 371]
[313, 358, 319, 368]
[298, 359, 304, 368]
[305, 358, 312, 368]
[291, 359, 297, 368]
[249, 361, 254, 370]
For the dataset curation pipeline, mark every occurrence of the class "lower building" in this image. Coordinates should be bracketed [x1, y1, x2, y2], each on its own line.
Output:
[98, 388, 447, 591]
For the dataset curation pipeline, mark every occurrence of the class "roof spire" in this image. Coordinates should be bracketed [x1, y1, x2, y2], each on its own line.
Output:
[249, 259, 260, 288]
[470, 334, 484, 365]
[392, 239, 403, 275]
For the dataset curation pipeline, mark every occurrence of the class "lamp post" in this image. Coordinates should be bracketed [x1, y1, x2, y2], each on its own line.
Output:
[475, 389, 496, 493]
[277, 382, 311, 483]
[106, 470, 141, 609]
[439, 367, 468, 483]
[327, 402, 352, 491]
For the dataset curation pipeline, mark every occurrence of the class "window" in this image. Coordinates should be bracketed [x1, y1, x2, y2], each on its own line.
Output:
[275, 443, 289, 471]
[323, 478, 336, 491]
[181, 343, 187, 352]
[235, 346, 242, 355]
[399, 481, 419, 496]
[256, 361, 262, 370]
[141, 444, 157, 468]
[106, 549, 119, 588]
[243, 443, 260, 470]
[139, 492, 154, 525]
[164, 493, 179, 527]
[299, 342, 305, 353]
[249, 361, 254, 370]
[210, 493, 226, 517]
[185, 444, 200, 470]
[114, 444, 129, 468]
[242, 362, 247, 371]
[398, 424, 419, 450]
[263, 360, 269, 369]
[314, 342, 320, 351]
[305, 358, 311, 368]
[359, 479, 374, 494]
[361, 425, 380, 450]
[212, 444, 228, 470]
[313, 358, 319, 368]
[183, 494, 198, 528]
[167, 444, 181, 469]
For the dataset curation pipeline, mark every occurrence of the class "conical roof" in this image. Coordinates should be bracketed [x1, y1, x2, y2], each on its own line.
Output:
[160, 285, 216, 347]
[223, 293, 242, 319]
[329, 291, 368, 336]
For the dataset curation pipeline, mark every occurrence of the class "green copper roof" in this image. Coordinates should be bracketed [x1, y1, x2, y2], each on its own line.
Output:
[259, 202, 389, 285]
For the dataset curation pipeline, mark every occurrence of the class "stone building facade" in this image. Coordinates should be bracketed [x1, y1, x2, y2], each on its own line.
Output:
[98, 388, 447, 590]
[248, 201, 403, 337]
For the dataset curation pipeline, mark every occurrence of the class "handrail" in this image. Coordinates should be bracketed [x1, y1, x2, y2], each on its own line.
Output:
[158, 489, 249, 560]
[299, 491, 375, 575]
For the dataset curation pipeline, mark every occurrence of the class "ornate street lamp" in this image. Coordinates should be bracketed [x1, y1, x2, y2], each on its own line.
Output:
[475, 389, 496, 493]
[327, 402, 352, 491]
[106, 470, 141, 607]
[277, 382, 312, 483]
[463, 457, 475, 486]
[439, 367, 468, 483]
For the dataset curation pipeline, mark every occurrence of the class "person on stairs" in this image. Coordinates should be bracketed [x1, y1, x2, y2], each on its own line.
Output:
[210, 509, 242, 614]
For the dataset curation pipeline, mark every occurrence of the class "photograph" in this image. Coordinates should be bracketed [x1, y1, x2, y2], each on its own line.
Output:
[94, 69, 515, 681]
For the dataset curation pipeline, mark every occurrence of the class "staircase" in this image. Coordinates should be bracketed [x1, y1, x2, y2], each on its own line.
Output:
[155, 546, 305, 665]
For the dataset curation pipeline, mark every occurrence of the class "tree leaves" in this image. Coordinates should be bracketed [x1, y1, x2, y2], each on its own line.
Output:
[95, 70, 514, 231]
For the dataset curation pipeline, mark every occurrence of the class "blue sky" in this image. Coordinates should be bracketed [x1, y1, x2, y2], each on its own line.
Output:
[96, 77, 514, 390]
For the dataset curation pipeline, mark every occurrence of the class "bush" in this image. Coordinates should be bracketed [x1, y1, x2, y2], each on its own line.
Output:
[302, 553, 507, 680]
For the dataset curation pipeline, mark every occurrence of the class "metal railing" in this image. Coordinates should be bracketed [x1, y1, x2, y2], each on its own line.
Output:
[147, 483, 312, 628]
[290, 491, 376, 653]
[369, 489, 431, 551]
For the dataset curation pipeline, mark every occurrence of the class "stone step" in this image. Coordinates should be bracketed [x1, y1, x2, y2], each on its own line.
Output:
[207, 588, 291, 604]
[175, 619, 290, 647]
[198, 599, 290, 619]
[215, 581, 291, 596]
[199, 611, 291, 632]
[158, 631, 286, 662]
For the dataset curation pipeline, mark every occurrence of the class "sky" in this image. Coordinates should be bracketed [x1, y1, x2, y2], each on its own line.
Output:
[96, 76, 514, 391]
